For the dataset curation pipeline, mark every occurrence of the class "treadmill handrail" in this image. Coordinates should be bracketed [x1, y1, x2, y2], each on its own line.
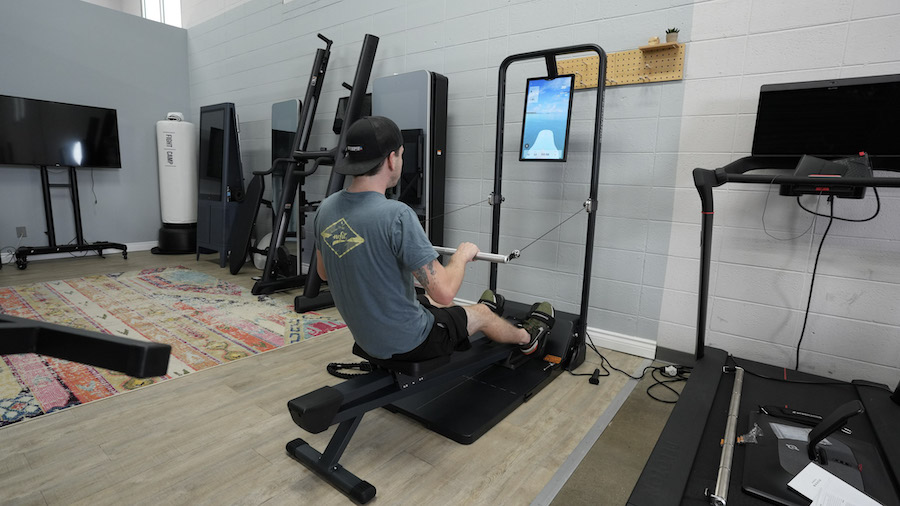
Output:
[693, 156, 900, 358]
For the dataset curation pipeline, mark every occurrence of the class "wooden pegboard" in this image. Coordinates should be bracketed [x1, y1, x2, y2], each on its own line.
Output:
[557, 43, 685, 89]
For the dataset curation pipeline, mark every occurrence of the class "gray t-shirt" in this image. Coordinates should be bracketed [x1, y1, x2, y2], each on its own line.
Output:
[314, 190, 438, 358]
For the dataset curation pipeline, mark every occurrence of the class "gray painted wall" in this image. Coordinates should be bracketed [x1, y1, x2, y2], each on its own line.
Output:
[0, 0, 190, 250]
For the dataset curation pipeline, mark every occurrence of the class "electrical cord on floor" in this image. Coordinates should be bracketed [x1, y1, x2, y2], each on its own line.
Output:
[1, 245, 16, 266]
[794, 195, 835, 370]
[1, 236, 24, 266]
[571, 331, 692, 403]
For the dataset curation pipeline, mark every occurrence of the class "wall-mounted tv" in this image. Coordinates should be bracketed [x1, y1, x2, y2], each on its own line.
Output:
[519, 75, 575, 162]
[0, 94, 121, 168]
[752, 74, 900, 169]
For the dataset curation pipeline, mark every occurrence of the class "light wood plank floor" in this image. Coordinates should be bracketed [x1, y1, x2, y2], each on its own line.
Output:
[0, 251, 643, 505]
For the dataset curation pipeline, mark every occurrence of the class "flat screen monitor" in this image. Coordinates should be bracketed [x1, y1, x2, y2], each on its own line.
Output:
[332, 93, 372, 135]
[198, 103, 244, 201]
[752, 74, 900, 169]
[199, 108, 225, 180]
[519, 75, 575, 162]
[272, 99, 301, 168]
[0, 94, 121, 168]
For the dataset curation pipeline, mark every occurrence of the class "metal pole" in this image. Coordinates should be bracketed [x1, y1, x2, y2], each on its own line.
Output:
[710, 367, 744, 506]
[433, 246, 518, 264]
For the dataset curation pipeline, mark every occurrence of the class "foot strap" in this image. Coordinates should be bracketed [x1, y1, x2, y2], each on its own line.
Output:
[479, 293, 506, 315]
[528, 309, 555, 328]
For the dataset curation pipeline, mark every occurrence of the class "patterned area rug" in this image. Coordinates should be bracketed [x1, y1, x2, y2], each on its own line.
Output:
[0, 266, 345, 427]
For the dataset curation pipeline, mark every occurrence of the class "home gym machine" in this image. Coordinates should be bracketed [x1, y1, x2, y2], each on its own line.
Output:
[227, 34, 331, 293]
[284, 43, 607, 503]
[627, 163, 900, 506]
[629, 74, 900, 506]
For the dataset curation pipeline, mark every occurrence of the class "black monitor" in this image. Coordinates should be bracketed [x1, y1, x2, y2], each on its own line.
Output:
[332, 93, 372, 135]
[0, 94, 121, 168]
[752, 74, 900, 170]
[198, 103, 244, 201]
[519, 75, 575, 162]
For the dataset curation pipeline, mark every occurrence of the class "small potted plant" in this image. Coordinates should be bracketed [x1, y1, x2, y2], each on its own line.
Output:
[666, 27, 680, 43]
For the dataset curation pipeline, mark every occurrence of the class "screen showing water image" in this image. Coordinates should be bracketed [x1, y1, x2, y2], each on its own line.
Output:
[520, 75, 575, 161]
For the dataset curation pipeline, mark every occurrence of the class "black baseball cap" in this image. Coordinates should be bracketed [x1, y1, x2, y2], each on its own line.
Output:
[335, 116, 403, 176]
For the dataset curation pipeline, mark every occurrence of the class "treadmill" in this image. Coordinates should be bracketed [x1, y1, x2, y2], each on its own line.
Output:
[629, 75, 900, 505]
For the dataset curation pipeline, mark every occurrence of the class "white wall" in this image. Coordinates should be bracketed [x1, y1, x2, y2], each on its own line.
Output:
[659, 0, 900, 385]
[184, 0, 900, 386]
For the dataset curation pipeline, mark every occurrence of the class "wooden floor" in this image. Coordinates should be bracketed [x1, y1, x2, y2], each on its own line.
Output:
[0, 251, 644, 505]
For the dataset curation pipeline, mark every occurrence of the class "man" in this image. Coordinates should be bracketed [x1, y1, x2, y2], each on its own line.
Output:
[314, 116, 554, 362]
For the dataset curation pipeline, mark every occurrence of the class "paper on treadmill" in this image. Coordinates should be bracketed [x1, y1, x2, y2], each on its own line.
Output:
[788, 463, 881, 506]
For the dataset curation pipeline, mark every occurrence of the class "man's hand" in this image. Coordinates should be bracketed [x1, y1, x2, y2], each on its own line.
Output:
[454, 242, 480, 263]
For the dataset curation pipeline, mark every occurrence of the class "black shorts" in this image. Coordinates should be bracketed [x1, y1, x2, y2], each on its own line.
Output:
[391, 295, 472, 361]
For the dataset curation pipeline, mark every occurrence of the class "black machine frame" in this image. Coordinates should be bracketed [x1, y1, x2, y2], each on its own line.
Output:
[292, 34, 380, 311]
[628, 157, 900, 505]
[491, 45, 608, 369]
[283, 43, 607, 504]
[228, 33, 333, 285]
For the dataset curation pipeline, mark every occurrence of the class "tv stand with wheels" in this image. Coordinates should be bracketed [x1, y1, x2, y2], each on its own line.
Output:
[14, 165, 127, 270]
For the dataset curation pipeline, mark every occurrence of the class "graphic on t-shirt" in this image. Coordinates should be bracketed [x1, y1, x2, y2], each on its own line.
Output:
[321, 218, 365, 258]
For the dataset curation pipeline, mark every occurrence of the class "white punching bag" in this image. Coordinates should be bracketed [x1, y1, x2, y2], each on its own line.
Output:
[153, 112, 199, 254]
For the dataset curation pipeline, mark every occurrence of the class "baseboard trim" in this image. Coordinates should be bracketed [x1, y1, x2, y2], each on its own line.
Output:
[584, 327, 656, 360]
[1, 241, 157, 265]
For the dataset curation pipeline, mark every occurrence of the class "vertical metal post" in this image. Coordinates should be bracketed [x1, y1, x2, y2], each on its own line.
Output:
[39, 166, 57, 248]
[68, 167, 86, 246]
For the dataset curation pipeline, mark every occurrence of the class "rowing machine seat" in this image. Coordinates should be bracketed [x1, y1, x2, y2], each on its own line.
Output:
[351, 343, 450, 378]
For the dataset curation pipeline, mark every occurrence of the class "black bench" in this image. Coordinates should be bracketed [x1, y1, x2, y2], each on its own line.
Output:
[286, 339, 513, 503]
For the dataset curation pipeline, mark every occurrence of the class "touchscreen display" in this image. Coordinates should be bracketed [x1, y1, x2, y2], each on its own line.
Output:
[520, 75, 575, 162]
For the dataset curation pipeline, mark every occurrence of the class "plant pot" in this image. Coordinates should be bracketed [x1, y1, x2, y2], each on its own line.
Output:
[666, 33, 678, 43]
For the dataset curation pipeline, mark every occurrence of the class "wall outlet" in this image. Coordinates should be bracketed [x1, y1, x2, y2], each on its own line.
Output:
[16, 226, 26, 238]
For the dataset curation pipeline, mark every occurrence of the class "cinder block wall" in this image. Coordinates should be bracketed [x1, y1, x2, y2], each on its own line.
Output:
[184, 0, 900, 385]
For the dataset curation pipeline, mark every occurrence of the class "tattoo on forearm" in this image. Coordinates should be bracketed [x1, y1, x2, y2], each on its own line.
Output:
[413, 261, 436, 290]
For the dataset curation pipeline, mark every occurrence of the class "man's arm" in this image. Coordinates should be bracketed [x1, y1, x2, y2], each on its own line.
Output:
[315, 247, 327, 281]
[412, 242, 478, 306]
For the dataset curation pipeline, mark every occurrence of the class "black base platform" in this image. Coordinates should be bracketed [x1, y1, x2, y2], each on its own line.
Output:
[386, 300, 576, 444]
[628, 347, 900, 506]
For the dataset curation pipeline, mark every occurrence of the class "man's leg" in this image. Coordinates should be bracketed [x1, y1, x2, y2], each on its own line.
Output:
[463, 298, 555, 355]
[463, 303, 529, 345]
